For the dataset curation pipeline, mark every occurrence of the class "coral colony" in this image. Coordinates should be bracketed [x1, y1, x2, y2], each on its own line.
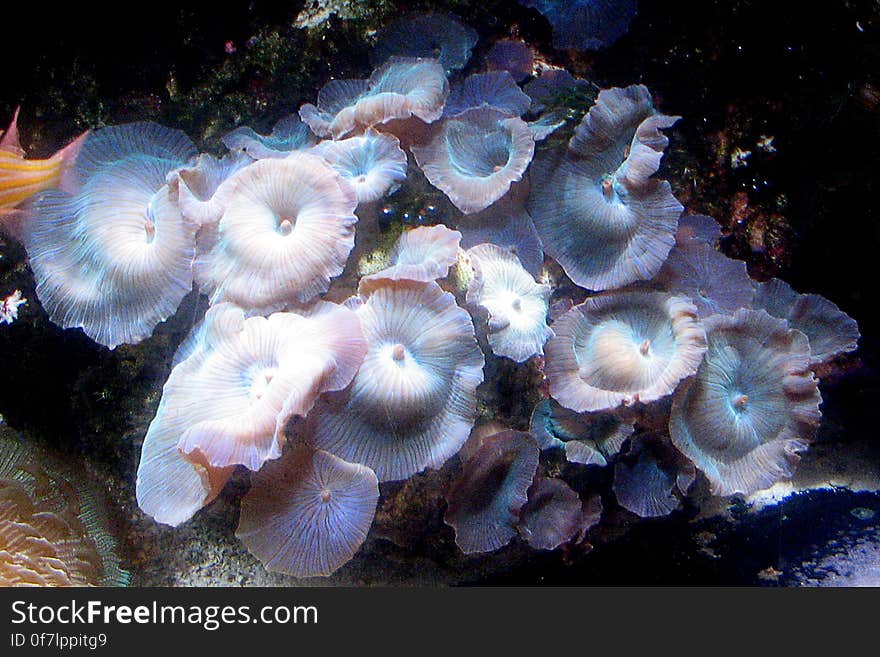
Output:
[0, 7, 861, 579]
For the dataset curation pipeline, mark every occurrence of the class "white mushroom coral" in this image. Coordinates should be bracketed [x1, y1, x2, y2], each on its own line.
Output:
[311, 129, 407, 204]
[545, 290, 707, 412]
[361, 224, 461, 286]
[466, 243, 553, 362]
[23, 121, 198, 348]
[306, 280, 484, 482]
[181, 152, 358, 312]
[135, 301, 367, 526]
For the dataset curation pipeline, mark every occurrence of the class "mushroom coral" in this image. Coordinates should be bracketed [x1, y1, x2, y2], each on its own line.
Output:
[0, 430, 129, 587]
[369, 12, 478, 74]
[518, 0, 638, 51]
[183, 152, 358, 312]
[529, 398, 633, 466]
[669, 309, 822, 496]
[528, 84, 682, 291]
[299, 57, 449, 140]
[444, 429, 539, 554]
[656, 240, 753, 318]
[466, 243, 553, 362]
[443, 71, 532, 118]
[311, 129, 407, 204]
[675, 214, 723, 247]
[135, 301, 367, 526]
[455, 192, 544, 278]
[485, 39, 534, 83]
[236, 444, 378, 578]
[751, 278, 860, 365]
[412, 107, 536, 214]
[361, 224, 461, 285]
[516, 476, 583, 551]
[544, 290, 707, 412]
[22, 121, 198, 348]
[306, 280, 484, 482]
[612, 433, 695, 517]
[222, 114, 316, 159]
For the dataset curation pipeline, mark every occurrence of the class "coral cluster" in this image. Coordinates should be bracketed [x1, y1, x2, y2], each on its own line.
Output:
[0, 9, 862, 580]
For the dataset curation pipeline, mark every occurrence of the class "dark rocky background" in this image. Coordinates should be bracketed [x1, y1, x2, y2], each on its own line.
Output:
[0, 0, 877, 585]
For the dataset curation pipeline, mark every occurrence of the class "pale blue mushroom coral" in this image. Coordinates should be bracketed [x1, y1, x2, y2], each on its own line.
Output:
[22, 121, 198, 349]
[528, 84, 682, 291]
[751, 278, 860, 365]
[519, 0, 638, 51]
[529, 398, 633, 466]
[613, 433, 695, 517]
[444, 429, 539, 554]
[369, 12, 478, 74]
[222, 113, 316, 159]
[412, 107, 536, 214]
[669, 309, 822, 496]
[237, 444, 379, 578]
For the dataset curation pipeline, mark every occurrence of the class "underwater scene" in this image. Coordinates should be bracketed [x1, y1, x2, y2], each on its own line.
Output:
[0, 0, 877, 587]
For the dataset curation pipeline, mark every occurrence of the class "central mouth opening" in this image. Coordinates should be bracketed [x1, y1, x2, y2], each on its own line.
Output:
[277, 215, 295, 235]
